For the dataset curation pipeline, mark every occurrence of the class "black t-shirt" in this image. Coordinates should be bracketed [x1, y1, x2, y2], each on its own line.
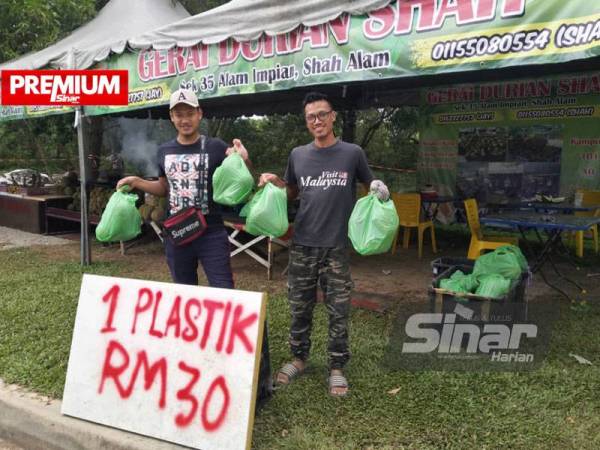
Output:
[157, 136, 227, 226]
[284, 140, 373, 247]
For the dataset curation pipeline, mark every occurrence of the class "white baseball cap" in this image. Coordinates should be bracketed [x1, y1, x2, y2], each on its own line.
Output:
[169, 88, 199, 110]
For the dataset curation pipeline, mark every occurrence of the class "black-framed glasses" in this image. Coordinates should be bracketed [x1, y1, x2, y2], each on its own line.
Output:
[305, 110, 332, 123]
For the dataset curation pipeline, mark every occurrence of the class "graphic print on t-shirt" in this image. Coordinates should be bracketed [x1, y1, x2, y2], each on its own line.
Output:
[164, 153, 209, 214]
[300, 170, 349, 190]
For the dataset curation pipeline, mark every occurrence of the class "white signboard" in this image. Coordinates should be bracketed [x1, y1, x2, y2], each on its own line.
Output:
[62, 274, 266, 450]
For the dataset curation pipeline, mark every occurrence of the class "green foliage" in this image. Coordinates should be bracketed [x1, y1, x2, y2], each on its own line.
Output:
[0, 0, 96, 63]
[0, 248, 122, 397]
[205, 114, 309, 176]
[177, 0, 229, 15]
[0, 0, 100, 173]
[0, 114, 79, 173]
[203, 106, 425, 183]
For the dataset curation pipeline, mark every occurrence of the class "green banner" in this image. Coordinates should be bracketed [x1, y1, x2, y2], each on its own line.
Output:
[2, 0, 600, 120]
[418, 70, 600, 200]
[0, 105, 74, 121]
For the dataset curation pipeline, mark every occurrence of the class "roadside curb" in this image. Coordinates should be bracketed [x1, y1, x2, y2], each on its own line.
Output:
[0, 379, 189, 450]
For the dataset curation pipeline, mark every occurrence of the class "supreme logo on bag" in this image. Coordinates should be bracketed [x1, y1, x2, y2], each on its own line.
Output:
[0, 70, 128, 106]
[162, 207, 207, 246]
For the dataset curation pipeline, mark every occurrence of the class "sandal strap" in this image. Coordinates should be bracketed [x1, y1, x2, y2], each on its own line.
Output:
[279, 363, 301, 379]
[329, 374, 348, 388]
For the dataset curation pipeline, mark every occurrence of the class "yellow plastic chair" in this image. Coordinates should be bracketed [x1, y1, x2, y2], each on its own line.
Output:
[464, 198, 519, 260]
[391, 193, 437, 259]
[573, 190, 600, 257]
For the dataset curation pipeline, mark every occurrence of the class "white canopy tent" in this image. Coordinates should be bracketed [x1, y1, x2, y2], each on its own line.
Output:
[129, 0, 391, 48]
[0, 0, 190, 71]
[0, 0, 190, 264]
[1, 0, 393, 70]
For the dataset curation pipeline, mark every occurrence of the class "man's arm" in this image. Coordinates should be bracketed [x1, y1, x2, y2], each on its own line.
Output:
[226, 139, 252, 169]
[116, 176, 168, 197]
[286, 184, 299, 201]
[258, 173, 298, 201]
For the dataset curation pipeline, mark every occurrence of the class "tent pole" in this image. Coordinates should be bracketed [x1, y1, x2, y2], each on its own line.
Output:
[76, 108, 91, 266]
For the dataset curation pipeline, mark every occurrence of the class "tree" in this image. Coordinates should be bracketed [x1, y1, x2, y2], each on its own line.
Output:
[0, 0, 96, 64]
[205, 113, 309, 175]
[177, 0, 229, 15]
[0, 0, 100, 173]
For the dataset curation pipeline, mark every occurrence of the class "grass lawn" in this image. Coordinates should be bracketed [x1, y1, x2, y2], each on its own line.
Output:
[1, 245, 600, 449]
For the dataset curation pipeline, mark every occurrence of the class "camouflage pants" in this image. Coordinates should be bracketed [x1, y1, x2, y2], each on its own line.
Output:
[287, 244, 353, 369]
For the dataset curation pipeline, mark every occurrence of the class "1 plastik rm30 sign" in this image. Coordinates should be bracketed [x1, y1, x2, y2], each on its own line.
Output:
[62, 274, 266, 450]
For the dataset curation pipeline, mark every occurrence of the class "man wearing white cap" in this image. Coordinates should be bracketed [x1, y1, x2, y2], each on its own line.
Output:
[117, 88, 249, 288]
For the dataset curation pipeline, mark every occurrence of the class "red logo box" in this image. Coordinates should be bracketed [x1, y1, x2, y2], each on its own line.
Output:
[0, 70, 129, 106]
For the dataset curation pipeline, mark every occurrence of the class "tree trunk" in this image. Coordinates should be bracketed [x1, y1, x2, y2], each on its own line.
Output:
[360, 108, 398, 149]
[341, 110, 356, 143]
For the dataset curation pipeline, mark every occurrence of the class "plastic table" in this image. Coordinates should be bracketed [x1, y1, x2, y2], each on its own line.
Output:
[480, 212, 600, 300]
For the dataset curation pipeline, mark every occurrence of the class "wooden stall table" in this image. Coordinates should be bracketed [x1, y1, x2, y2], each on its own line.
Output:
[46, 207, 163, 255]
[0, 192, 72, 234]
[45, 206, 100, 234]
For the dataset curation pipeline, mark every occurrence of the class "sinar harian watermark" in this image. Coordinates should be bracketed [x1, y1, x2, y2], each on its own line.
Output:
[384, 299, 557, 372]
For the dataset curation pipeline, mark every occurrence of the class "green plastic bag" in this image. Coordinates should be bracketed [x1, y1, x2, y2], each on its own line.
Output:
[440, 270, 479, 294]
[461, 274, 480, 293]
[95, 188, 141, 242]
[473, 245, 526, 281]
[475, 274, 511, 299]
[242, 183, 288, 238]
[440, 278, 470, 294]
[348, 193, 400, 256]
[449, 270, 479, 293]
[497, 245, 528, 271]
[212, 152, 254, 205]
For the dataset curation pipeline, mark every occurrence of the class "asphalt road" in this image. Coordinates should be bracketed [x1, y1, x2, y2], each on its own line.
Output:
[0, 226, 71, 250]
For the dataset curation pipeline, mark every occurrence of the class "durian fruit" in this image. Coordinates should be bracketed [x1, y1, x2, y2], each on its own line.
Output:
[98, 188, 111, 213]
[150, 207, 165, 223]
[145, 194, 159, 207]
[72, 188, 81, 211]
[138, 204, 153, 222]
[88, 188, 98, 215]
[158, 196, 167, 210]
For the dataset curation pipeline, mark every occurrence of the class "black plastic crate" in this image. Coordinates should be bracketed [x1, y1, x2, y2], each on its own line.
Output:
[431, 257, 474, 276]
[428, 266, 530, 322]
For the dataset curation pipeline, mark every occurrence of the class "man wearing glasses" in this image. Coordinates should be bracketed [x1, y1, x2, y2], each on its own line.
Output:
[259, 92, 389, 397]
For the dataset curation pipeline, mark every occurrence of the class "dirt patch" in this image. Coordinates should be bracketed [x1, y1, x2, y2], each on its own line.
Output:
[17, 229, 600, 308]
[29, 232, 433, 300]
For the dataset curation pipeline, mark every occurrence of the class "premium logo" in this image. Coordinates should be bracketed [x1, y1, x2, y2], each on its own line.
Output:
[0, 70, 128, 106]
